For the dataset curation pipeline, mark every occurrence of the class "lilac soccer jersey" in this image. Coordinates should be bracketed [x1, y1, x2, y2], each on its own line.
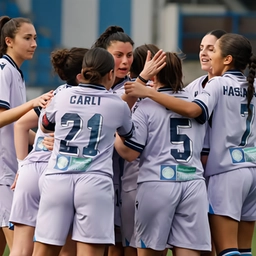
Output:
[43, 84, 133, 176]
[185, 75, 208, 98]
[193, 70, 256, 177]
[0, 55, 26, 186]
[124, 88, 207, 183]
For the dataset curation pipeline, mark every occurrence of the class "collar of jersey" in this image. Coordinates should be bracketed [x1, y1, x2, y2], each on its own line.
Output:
[78, 83, 106, 90]
[158, 87, 173, 92]
[223, 70, 244, 77]
[2, 54, 24, 80]
[111, 75, 130, 90]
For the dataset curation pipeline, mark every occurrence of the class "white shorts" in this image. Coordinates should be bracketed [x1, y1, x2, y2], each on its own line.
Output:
[208, 167, 256, 221]
[135, 180, 211, 251]
[35, 173, 115, 246]
[9, 162, 47, 227]
[0, 185, 13, 227]
[121, 189, 136, 247]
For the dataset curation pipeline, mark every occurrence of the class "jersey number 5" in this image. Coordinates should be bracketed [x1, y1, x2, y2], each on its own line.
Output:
[170, 118, 192, 163]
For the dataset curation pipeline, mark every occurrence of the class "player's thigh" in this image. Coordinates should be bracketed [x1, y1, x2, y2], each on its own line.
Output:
[168, 180, 211, 251]
[120, 189, 137, 247]
[0, 185, 13, 227]
[73, 173, 115, 244]
[208, 169, 252, 220]
[10, 162, 47, 227]
[10, 224, 35, 256]
[34, 174, 74, 246]
[0, 227, 6, 255]
[135, 181, 181, 251]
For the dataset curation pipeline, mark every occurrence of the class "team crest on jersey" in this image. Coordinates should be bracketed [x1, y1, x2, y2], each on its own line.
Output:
[0, 63, 6, 70]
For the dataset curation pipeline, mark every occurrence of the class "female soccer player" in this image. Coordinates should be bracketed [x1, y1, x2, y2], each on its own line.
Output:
[121, 43, 161, 256]
[0, 15, 37, 253]
[124, 33, 256, 256]
[32, 47, 134, 256]
[9, 47, 89, 256]
[92, 26, 166, 256]
[115, 51, 211, 256]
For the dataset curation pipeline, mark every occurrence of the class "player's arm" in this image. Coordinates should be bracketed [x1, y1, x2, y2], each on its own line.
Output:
[14, 109, 39, 160]
[0, 91, 53, 128]
[114, 134, 140, 162]
[125, 81, 202, 117]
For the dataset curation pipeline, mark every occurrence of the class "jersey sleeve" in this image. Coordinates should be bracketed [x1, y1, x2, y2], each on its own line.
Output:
[192, 77, 221, 124]
[41, 95, 57, 131]
[117, 102, 134, 138]
[0, 65, 12, 109]
[124, 101, 148, 153]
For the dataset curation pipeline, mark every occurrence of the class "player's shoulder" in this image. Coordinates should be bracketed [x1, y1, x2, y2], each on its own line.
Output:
[0, 58, 13, 74]
[53, 83, 72, 95]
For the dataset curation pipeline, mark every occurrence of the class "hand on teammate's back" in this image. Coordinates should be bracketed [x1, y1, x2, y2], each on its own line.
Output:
[43, 133, 54, 151]
[31, 90, 54, 108]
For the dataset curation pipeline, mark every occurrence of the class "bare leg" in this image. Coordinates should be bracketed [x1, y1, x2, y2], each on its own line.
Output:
[161, 248, 168, 256]
[0, 228, 6, 256]
[108, 242, 124, 256]
[9, 224, 34, 256]
[59, 233, 76, 256]
[2, 226, 13, 252]
[238, 221, 255, 249]
[32, 241, 62, 256]
[173, 247, 200, 256]
[209, 215, 238, 255]
[201, 241, 216, 256]
[124, 246, 137, 256]
[137, 248, 164, 256]
[76, 242, 105, 256]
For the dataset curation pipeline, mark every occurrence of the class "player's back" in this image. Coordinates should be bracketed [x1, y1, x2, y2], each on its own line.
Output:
[194, 71, 256, 176]
[128, 88, 207, 183]
[46, 84, 133, 177]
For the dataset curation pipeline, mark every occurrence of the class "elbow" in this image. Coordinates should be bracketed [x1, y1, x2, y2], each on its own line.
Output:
[125, 155, 137, 162]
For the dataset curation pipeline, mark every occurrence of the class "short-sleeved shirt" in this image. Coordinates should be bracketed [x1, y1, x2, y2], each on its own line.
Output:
[0, 55, 26, 185]
[124, 88, 206, 183]
[23, 84, 71, 165]
[193, 70, 256, 176]
[43, 83, 133, 177]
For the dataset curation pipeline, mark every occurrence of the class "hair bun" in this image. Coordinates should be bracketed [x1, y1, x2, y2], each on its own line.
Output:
[106, 25, 124, 34]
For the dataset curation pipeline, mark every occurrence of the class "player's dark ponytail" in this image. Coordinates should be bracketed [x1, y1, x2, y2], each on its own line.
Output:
[81, 47, 114, 84]
[0, 16, 32, 57]
[247, 55, 256, 115]
[218, 33, 255, 116]
[92, 25, 134, 50]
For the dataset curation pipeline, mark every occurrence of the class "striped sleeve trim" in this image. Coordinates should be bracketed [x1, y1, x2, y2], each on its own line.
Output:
[118, 123, 134, 139]
[201, 147, 210, 156]
[193, 99, 209, 124]
[0, 100, 10, 109]
[124, 138, 144, 153]
[34, 107, 42, 117]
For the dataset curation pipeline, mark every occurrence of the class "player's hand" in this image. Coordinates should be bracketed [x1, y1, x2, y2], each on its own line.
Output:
[139, 49, 166, 81]
[43, 133, 54, 151]
[11, 172, 19, 190]
[125, 81, 152, 98]
[32, 90, 54, 108]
